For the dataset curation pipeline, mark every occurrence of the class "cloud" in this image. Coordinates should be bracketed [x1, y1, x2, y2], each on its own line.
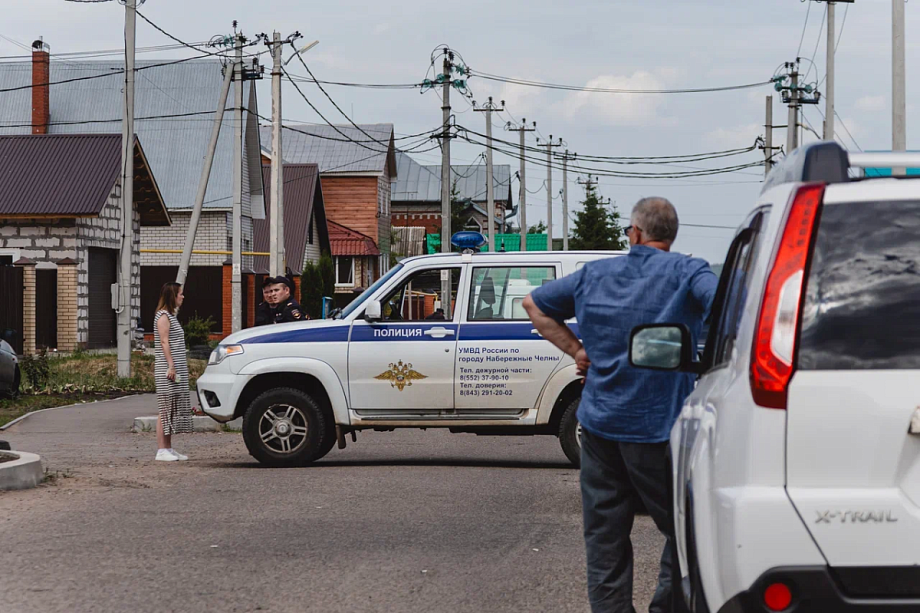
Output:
[855, 95, 886, 112]
[703, 123, 763, 149]
[561, 71, 675, 127]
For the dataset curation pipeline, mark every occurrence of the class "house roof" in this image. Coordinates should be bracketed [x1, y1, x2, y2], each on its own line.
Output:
[259, 123, 396, 176]
[253, 163, 330, 273]
[0, 134, 169, 225]
[0, 59, 264, 216]
[391, 151, 513, 204]
[328, 220, 380, 257]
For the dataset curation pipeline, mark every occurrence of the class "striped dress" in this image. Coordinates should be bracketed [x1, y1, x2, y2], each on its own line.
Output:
[154, 310, 193, 435]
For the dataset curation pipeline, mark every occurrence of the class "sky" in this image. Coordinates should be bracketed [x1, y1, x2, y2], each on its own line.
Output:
[1, 0, 917, 264]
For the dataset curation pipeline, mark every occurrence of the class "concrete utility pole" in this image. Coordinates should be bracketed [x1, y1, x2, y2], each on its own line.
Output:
[786, 66, 799, 153]
[231, 31, 243, 333]
[556, 150, 576, 251]
[474, 97, 504, 251]
[825, 1, 836, 141]
[177, 63, 234, 285]
[537, 136, 562, 251]
[893, 0, 907, 175]
[507, 120, 535, 251]
[116, 0, 137, 378]
[439, 52, 452, 314]
[765, 96, 774, 178]
[269, 32, 284, 276]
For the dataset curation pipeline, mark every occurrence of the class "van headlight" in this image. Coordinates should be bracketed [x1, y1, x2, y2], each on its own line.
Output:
[209, 344, 244, 365]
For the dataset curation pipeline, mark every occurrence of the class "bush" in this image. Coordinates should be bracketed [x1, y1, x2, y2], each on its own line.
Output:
[301, 260, 324, 319]
[319, 252, 335, 299]
[20, 349, 51, 390]
[184, 313, 215, 348]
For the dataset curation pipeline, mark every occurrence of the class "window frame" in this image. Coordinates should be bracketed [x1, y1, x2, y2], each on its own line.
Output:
[465, 265, 559, 323]
[335, 256, 355, 287]
[376, 265, 464, 323]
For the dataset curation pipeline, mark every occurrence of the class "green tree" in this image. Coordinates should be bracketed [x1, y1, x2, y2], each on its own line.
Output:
[432, 180, 475, 251]
[569, 179, 628, 251]
[527, 221, 547, 234]
[301, 259, 324, 319]
[318, 252, 335, 298]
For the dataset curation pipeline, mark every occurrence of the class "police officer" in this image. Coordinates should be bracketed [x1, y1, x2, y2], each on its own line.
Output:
[255, 277, 276, 326]
[270, 275, 305, 323]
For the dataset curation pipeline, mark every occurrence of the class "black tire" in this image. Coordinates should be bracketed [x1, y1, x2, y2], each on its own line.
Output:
[558, 396, 582, 468]
[242, 387, 329, 467]
[314, 422, 337, 461]
[2, 366, 20, 400]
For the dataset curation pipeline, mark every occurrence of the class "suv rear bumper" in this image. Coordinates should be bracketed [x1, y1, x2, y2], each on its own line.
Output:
[718, 566, 920, 613]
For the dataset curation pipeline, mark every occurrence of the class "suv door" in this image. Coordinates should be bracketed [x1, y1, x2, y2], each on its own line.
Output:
[456, 264, 563, 411]
[348, 265, 464, 411]
[786, 197, 920, 570]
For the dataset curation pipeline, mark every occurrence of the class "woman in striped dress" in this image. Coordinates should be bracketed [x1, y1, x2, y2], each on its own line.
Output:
[154, 282, 193, 461]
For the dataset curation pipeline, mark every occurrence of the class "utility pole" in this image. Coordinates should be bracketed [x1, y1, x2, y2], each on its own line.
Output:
[116, 0, 137, 378]
[764, 96, 775, 177]
[439, 52, 452, 313]
[474, 97, 504, 251]
[231, 30, 243, 333]
[893, 0, 906, 175]
[507, 119, 535, 251]
[787, 66, 799, 153]
[825, 1, 836, 140]
[537, 136, 562, 251]
[268, 32, 287, 276]
[556, 150, 577, 251]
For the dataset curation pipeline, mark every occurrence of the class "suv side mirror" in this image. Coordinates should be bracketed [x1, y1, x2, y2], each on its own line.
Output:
[364, 300, 382, 321]
[629, 324, 700, 373]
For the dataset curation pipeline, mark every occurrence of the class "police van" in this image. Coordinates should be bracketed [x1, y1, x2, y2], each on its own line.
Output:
[197, 242, 626, 467]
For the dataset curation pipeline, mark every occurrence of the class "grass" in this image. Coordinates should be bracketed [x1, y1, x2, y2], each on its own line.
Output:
[0, 353, 207, 428]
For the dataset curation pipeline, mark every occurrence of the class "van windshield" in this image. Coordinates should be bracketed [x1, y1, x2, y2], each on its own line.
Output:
[338, 264, 404, 319]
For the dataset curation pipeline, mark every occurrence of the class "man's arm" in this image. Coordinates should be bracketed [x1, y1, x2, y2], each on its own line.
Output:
[523, 295, 590, 376]
[689, 262, 719, 316]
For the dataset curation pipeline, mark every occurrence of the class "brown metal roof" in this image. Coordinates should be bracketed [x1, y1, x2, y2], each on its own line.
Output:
[0, 134, 169, 225]
[328, 219, 381, 257]
[254, 164, 331, 273]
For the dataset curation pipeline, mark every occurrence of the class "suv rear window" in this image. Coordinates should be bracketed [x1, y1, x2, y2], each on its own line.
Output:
[798, 200, 920, 370]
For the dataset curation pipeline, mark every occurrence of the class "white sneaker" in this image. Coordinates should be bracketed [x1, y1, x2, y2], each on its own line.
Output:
[169, 449, 188, 461]
[156, 449, 179, 462]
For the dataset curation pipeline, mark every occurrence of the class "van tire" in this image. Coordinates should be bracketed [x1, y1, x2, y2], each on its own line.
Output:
[242, 387, 328, 467]
[559, 397, 582, 468]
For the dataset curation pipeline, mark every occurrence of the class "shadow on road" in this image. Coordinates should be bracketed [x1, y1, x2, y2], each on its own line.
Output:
[204, 458, 575, 470]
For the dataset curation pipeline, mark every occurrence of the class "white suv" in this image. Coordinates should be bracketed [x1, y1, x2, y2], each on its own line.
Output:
[629, 142, 920, 613]
[197, 250, 625, 467]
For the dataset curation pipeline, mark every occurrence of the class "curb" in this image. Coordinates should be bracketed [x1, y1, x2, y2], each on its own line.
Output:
[0, 451, 43, 491]
[0, 395, 135, 431]
[132, 415, 243, 433]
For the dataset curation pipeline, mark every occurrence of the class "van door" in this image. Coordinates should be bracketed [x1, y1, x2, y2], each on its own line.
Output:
[456, 264, 563, 411]
[786, 198, 920, 571]
[348, 265, 463, 411]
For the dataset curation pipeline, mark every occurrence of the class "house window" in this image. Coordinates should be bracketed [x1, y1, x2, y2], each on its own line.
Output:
[335, 256, 355, 287]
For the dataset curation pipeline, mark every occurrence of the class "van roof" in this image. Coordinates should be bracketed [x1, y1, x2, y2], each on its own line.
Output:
[398, 250, 628, 266]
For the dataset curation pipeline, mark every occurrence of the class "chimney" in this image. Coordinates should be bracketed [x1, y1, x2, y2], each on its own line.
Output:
[31, 38, 50, 135]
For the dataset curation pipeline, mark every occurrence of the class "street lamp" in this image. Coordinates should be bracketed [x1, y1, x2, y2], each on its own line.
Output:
[285, 40, 319, 66]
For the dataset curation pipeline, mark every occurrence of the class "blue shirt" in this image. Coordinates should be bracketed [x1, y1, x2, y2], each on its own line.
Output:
[531, 246, 718, 443]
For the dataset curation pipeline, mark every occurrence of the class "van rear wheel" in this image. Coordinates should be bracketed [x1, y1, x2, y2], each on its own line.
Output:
[559, 397, 582, 468]
[242, 387, 328, 467]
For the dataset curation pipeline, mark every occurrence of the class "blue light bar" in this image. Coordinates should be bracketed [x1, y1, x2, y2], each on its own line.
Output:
[451, 231, 486, 249]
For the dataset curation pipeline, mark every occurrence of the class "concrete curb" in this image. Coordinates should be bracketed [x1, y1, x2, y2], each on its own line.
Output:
[0, 395, 134, 431]
[0, 451, 43, 491]
[132, 415, 243, 433]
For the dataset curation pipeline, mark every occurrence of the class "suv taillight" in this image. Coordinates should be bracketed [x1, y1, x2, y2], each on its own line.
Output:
[750, 183, 824, 409]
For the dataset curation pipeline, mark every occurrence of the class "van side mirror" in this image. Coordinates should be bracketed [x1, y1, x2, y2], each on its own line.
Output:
[364, 300, 382, 321]
[629, 324, 700, 373]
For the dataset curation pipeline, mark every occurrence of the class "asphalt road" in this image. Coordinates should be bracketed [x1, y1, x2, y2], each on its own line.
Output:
[0, 395, 665, 613]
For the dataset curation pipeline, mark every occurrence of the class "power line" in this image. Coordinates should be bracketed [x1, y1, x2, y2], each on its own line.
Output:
[796, 0, 812, 58]
[135, 10, 218, 58]
[806, 3, 827, 83]
[468, 70, 772, 94]
[817, 2, 849, 89]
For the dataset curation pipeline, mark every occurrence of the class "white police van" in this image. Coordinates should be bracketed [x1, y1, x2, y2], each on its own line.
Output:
[628, 142, 920, 612]
[197, 240, 625, 467]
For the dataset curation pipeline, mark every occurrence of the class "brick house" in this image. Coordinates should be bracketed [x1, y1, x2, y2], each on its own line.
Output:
[260, 123, 396, 284]
[0, 134, 169, 354]
[0, 42, 265, 338]
[390, 151, 514, 238]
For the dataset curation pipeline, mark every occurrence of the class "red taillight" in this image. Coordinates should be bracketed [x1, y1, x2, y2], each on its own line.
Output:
[763, 582, 793, 611]
[751, 183, 824, 409]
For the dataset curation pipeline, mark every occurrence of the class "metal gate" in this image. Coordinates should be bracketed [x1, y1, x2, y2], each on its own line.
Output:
[35, 269, 57, 350]
[87, 247, 117, 349]
[0, 266, 24, 354]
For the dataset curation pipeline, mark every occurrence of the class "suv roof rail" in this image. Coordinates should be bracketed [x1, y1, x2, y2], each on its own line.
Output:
[848, 151, 920, 170]
[761, 141, 849, 194]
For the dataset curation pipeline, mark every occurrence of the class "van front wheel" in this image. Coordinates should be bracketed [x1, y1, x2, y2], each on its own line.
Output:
[242, 387, 328, 467]
[558, 397, 582, 468]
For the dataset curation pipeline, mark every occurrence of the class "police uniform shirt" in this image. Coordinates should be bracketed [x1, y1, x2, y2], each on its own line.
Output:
[255, 301, 274, 326]
[273, 296, 305, 323]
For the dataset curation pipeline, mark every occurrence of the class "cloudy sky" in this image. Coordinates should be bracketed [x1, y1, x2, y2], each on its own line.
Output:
[2, 0, 917, 264]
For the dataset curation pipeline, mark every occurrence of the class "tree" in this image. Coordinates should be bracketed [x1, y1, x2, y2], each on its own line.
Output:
[432, 180, 474, 251]
[318, 252, 335, 298]
[301, 259, 324, 319]
[569, 179, 628, 251]
[527, 221, 547, 234]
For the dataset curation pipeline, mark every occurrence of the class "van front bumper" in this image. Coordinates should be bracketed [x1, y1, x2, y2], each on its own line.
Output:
[196, 369, 249, 423]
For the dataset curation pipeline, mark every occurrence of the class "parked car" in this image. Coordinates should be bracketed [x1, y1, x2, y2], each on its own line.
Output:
[629, 141, 920, 612]
[0, 329, 21, 398]
[196, 248, 630, 467]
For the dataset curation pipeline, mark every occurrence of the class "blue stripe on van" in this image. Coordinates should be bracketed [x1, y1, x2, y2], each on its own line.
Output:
[458, 322, 580, 341]
[350, 323, 460, 342]
[240, 326, 350, 344]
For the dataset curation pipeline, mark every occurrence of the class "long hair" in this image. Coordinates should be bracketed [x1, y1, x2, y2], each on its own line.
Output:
[156, 282, 182, 315]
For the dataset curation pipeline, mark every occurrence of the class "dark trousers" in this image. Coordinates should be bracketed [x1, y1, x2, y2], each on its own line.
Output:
[580, 430, 681, 613]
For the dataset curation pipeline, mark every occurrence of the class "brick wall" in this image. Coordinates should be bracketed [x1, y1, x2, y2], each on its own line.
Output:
[56, 260, 78, 351]
[19, 262, 36, 354]
[140, 211, 227, 267]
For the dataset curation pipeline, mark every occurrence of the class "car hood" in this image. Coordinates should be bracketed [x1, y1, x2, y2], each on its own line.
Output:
[220, 319, 348, 345]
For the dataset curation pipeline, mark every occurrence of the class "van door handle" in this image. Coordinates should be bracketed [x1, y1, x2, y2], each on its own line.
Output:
[424, 327, 455, 338]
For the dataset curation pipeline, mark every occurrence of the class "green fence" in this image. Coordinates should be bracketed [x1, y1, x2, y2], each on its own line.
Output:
[426, 233, 551, 254]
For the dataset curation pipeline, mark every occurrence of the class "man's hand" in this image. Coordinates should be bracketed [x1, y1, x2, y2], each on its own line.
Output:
[574, 347, 590, 379]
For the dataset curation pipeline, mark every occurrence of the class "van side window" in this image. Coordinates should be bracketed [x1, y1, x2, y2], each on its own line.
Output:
[379, 267, 462, 322]
[468, 267, 556, 321]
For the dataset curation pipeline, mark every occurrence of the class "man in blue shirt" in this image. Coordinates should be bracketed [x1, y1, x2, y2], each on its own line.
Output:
[525, 197, 717, 613]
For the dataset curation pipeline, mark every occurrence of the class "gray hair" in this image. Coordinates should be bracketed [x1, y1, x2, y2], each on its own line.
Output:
[631, 197, 679, 243]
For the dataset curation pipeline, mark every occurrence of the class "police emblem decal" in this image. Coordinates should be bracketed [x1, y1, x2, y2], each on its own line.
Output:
[375, 360, 427, 391]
